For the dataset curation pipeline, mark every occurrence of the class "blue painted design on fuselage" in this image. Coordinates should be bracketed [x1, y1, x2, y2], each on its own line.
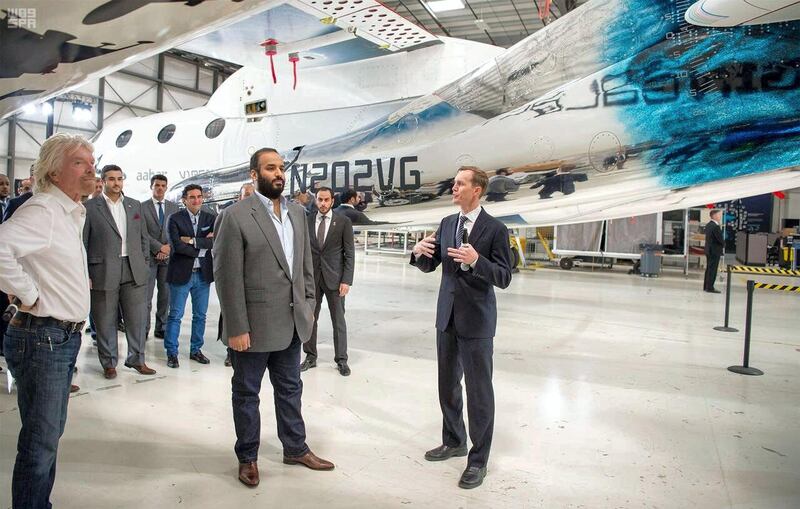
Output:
[609, 0, 800, 187]
[298, 101, 467, 159]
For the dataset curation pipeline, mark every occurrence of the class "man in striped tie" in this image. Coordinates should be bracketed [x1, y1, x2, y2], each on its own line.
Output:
[411, 166, 514, 490]
[143, 174, 179, 339]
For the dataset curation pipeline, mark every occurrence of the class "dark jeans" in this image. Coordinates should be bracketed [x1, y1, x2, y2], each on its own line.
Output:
[436, 323, 495, 469]
[230, 335, 309, 463]
[704, 253, 721, 291]
[4, 323, 81, 509]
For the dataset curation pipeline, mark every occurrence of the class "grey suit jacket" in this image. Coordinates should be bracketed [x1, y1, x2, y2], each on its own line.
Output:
[141, 198, 179, 263]
[308, 211, 355, 291]
[213, 195, 316, 352]
[83, 195, 151, 290]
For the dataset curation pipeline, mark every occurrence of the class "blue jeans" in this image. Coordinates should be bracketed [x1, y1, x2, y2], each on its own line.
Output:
[4, 323, 81, 509]
[164, 272, 210, 357]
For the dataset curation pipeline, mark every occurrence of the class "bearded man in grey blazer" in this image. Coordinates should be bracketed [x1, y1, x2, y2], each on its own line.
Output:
[213, 148, 334, 488]
[84, 165, 155, 378]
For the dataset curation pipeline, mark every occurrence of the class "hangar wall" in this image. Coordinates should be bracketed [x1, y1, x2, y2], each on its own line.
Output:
[0, 51, 234, 187]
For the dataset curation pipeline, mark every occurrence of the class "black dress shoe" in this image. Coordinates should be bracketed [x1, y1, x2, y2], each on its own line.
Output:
[337, 362, 351, 376]
[167, 356, 179, 368]
[424, 444, 468, 462]
[190, 351, 210, 364]
[224, 353, 232, 367]
[154, 330, 165, 339]
[300, 357, 316, 372]
[458, 466, 487, 489]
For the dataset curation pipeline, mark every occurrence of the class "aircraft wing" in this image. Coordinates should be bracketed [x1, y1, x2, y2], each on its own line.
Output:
[177, 0, 439, 70]
[0, 0, 280, 120]
[685, 0, 800, 26]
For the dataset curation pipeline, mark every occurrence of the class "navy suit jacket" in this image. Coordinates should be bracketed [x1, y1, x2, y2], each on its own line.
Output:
[704, 220, 724, 257]
[411, 208, 513, 339]
[166, 208, 216, 285]
[2, 192, 32, 222]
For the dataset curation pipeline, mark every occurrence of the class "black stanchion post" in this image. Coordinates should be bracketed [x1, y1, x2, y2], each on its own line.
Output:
[728, 280, 764, 376]
[714, 266, 738, 332]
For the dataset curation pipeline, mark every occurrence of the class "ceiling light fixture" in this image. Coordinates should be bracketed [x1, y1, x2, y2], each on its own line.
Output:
[426, 0, 465, 14]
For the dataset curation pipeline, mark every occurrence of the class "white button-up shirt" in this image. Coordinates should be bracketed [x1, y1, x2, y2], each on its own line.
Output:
[0, 186, 90, 321]
[103, 192, 128, 257]
[458, 204, 482, 240]
[255, 190, 294, 278]
[315, 210, 333, 244]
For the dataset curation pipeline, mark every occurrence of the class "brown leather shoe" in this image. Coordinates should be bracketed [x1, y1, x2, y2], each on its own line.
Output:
[238, 461, 259, 487]
[104, 367, 117, 379]
[283, 450, 334, 471]
[124, 362, 156, 375]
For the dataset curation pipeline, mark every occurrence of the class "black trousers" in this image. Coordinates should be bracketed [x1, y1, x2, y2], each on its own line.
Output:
[304, 281, 348, 363]
[230, 335, 309, 463]
[704, 254, 721, 291]
[436, 321, 495, 468]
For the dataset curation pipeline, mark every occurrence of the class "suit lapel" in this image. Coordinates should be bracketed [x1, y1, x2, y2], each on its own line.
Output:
[96, 196, 121, 238]
[324, 216, 337, 249]
[468, 209, 489, 244]
[250, 197, 292, 278]
[288, 205, 304, 278]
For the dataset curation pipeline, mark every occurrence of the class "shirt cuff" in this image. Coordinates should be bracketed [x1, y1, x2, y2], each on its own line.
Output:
[18, 286, 39, 308]
[469, 256, 479, 269]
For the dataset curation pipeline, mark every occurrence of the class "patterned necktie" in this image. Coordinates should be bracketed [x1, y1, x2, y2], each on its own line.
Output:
[192, 214, 198, 235]
[455, 215, 467, 248]
[317, 214, 327, 245]
[157, 202, 164, 226]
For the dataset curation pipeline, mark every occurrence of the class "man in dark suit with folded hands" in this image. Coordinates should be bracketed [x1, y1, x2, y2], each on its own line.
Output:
[163, 184, 216, 368]
[301, 186, 355, 376]
[411, 165, 513, 490]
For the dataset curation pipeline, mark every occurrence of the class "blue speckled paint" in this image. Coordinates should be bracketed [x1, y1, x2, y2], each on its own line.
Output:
[608, 0, 800, 187]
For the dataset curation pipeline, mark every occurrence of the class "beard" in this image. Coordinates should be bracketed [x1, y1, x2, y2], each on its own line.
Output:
[256, 173, 284, 199]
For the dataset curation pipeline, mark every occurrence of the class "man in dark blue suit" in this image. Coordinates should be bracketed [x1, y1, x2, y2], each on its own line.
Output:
[411, 166, 513, 490]
[164, 184, 216, 368]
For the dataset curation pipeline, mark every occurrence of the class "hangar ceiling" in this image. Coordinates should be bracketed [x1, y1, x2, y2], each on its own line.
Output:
[382, 0, 590, 47]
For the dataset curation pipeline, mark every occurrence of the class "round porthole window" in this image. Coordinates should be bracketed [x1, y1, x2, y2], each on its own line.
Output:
[157, 124, 176, 144]
[115, 130, 132, 148]
[205, 118, 225, 139]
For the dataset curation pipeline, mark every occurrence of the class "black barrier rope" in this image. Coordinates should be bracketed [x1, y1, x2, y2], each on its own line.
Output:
[728, 280, 764, 377]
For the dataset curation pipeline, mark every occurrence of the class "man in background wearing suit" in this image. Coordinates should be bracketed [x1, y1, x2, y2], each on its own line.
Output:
[214, 147, 334, 488]
[3, 169, 35, 222]
[164, 184, 215, 368]
[84, 165, 155, 378]
[411, 166, 513, 490]
[704, 209, 725, 293]
[0, 174, 9, 366]
[335, 189, 378, 225]
[143, 174, 179, 339]
[301, 186, 354, 376]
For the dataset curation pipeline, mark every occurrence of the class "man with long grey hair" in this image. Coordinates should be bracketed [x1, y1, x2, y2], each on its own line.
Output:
[0, 133, 96, 508]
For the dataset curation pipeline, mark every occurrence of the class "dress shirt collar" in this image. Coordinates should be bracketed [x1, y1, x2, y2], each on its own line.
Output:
[340, 203, 354, 209]
[317, 210, 332, 221]
[102, 191, 123, 207]
[49, 185, 84, 216]
[460, 204, 482, 223]
[255, 190, 288, 219]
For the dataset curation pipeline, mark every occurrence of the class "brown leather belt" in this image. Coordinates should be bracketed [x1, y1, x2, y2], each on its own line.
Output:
[10, 312, 85, 335]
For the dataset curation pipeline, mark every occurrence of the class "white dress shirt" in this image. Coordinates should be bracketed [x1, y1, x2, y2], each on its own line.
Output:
[189, 210, 208, 269]
[315, 210, 333, 244]
[255, 190, 294, 278]
[103, 192, 128, 257]
[0, 186, 90, 321]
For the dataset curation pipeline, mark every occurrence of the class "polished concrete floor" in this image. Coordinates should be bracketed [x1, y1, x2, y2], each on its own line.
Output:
[1, 254, 799, 508]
